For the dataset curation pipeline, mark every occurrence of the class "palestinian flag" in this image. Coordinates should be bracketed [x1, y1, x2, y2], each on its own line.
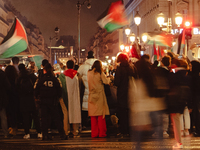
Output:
[151, 41, 159, 63]
[131, 43, 140, 59]
[97, 0, 128, 32]
[0, 18, 28, 58]
[177, 29, 185, 55]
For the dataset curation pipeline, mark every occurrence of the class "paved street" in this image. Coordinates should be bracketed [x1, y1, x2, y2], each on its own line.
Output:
[0, 130, 200, 150]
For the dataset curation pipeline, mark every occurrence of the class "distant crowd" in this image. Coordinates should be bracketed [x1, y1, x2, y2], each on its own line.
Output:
[0, 50, 200, 149]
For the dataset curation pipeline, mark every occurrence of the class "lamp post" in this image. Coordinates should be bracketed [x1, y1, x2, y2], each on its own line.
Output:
[112, 56, 116, 64]
[142, 34, 148, 43]
[157, 10, 183, 33]
[49, 27, 60, 65]
[120, 44, 125, 51]
[76, 0, 91, 64]
[129, 33, 136, 44]
[125, 27, 131, 44]
[175, 12, 183, 33]
[134, 11, 141, 39]
[157, 12, 165, 31]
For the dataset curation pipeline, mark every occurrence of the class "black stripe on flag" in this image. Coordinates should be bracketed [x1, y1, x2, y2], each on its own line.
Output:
[1, 18, 16, 44]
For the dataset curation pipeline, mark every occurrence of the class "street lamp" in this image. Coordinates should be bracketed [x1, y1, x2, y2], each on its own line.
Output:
[76, 0, 91, 64]
[120, 44, 125, 51]
[49, 27, 60, 65]
[129, 33, 135, 44]
[142, 34, 148, 43]
[112, 56, 116, 63]
[134, 11, 141, 38]
[125, 27, 131, 44]
[175, 12, 183, 28]
[157, 12, 165, 31]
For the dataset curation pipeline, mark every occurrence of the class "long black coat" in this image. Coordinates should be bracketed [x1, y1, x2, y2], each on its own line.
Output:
[0, 69, 11, 110]
[114, 62, 137, 108]
[16, 71, 37, 112]
[168, 70, 192, 113]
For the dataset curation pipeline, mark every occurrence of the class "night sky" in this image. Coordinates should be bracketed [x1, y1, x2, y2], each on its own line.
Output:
[9, 0, 118, 48]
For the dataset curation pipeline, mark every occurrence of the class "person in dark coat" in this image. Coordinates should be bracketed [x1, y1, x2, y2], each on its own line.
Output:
[114, 53, 137, 137]
[34, 63, 68, 140]
[134, 54, 155, 97]
[168, 59, 191, 148]
[5, 65, 19, 136]
[188, 61, 200, 136]
[16, 63, 42, 139]
[152, 56, 171, 138]
[0, 68, 11, 138]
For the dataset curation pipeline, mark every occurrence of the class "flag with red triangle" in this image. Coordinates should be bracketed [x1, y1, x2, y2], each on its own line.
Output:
[97, 0, 128, 32]
[158, 46, 165, 58]
[152, 41, 159, 61]
[131, 43, 140, 59]
[0, 18, 28, 58]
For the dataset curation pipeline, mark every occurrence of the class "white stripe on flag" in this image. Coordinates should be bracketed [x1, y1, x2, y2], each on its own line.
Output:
[97, 13, 113, 28]
[0, 32, 22, 54]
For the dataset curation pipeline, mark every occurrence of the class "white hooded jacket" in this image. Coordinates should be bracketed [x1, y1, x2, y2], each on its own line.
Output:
[78, 58, 97, 111]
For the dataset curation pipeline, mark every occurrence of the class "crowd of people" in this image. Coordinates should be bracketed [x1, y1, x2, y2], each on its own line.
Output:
[0, 50, 200, 149]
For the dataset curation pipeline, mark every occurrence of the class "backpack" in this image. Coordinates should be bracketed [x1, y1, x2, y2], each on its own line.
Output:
[19, 77, 34, 95]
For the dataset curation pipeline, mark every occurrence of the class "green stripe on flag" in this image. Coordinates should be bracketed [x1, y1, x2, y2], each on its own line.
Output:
[0, 40, 27, 58]
[104, 22, 124, 32]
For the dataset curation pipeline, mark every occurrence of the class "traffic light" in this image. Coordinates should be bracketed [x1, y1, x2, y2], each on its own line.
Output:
[184, 21, 192, 39]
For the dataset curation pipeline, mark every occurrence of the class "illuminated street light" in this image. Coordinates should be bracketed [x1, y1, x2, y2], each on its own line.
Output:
[112, 56, 116, 63]
[134, 11, 141, 26]
[175, 12, 183, 27]
[157, 12, 165, 31]
[142, 34, 148, 43]
[129, 33, 135, 43]
[125, 27, 131, 36]
[120, 44, 125, 51]
[125, 45, 130, 52]
[108, 59, 111, 64]
[185, 21, 191, 27]
[134, 11, 141, 38]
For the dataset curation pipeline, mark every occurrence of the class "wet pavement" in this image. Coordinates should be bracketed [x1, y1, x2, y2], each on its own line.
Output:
[0, 129, 200, 150]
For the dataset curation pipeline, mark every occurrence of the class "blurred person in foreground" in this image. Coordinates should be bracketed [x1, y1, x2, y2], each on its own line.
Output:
[168, 59, 191, 149]
[152, 56, 171, 138]
[59, 60, 81, 137]
[0, 67, 11, 138]
[34, 63, 68, 140]
[16, 64, 42, 139]
[77, 51, 97, 128]
[114, 53, 137, 137]
[87, 60, 110, 138]
[131, 54, 167, 150]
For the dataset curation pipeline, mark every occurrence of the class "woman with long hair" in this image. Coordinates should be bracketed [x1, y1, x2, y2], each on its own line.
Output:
[87, 60, 110, 138]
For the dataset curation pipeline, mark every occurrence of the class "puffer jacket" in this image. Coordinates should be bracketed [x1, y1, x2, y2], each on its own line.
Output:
[77, 58, 97, 111]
